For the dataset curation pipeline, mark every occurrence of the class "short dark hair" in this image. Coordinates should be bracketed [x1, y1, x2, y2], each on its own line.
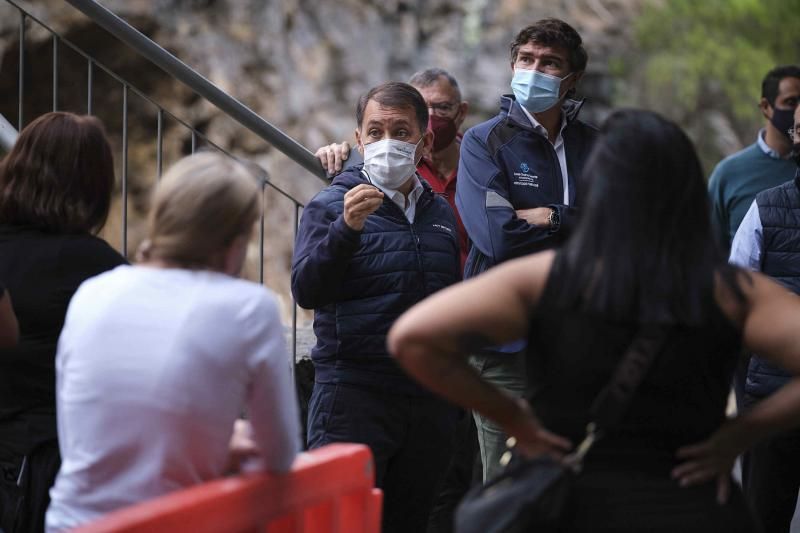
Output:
[762, 65, 800, 107]
[0, 112, 114, 234]
[510, 18, 588, 73]
[408, 68, 462, 99]
[356, 82, 429, 133]
[555, 109, 743, 325]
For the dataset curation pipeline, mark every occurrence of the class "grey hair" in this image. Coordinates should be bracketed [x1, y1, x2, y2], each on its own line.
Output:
[408, 68, 462, 99]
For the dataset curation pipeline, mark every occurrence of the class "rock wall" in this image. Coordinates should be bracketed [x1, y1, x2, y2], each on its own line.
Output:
[0, 0, 644, 320]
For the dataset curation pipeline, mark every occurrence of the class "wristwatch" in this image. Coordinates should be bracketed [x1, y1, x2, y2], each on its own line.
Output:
[547, 208, 560, 232]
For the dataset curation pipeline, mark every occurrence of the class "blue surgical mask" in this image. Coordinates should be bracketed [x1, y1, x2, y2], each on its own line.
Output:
[511, 69, 573, 114]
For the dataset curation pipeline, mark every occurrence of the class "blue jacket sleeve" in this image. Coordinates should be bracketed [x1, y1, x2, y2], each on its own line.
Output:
[291, 190, 362, 309]
[455, 128, 562, 264]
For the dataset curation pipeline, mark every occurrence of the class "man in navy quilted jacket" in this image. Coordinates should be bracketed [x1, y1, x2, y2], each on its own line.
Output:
[291, 81, 460, 533]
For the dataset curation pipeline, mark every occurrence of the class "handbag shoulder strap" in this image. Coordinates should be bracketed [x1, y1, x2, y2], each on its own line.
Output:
[563, 325, 669, 471]
[590, 324, 670, 433]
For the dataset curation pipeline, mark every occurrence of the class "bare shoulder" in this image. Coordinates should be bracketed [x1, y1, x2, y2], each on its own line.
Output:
[490, 250, 556, 305]
[713, 268, 787, 328]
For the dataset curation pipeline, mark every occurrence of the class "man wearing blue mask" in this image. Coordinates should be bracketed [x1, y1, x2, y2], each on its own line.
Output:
[291, 82, 460, 533]
[455, 18, 598, 481]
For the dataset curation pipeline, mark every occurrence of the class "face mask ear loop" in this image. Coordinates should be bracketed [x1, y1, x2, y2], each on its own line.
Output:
[560, 71, 576, 100]
[413, 136, 425, 167]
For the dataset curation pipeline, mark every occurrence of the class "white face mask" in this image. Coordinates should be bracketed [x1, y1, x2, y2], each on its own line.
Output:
[362, 138, 421, 190]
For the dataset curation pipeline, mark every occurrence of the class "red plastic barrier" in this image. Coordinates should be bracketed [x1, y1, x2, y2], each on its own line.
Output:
[72, 444, 382, 533]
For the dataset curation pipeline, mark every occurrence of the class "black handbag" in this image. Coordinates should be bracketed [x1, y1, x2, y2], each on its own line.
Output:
[455, 325, 669, 533]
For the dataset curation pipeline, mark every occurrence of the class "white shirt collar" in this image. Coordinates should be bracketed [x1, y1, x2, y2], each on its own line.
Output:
[519, 105, 568, 144]
[757, 128, 786, 160]
[360, 171, 425, 223]
[518, 106, 571, 204]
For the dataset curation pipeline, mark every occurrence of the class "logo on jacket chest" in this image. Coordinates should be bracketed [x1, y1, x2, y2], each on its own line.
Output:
[513, 162, 539, 188]
[432, 223, 453, 233]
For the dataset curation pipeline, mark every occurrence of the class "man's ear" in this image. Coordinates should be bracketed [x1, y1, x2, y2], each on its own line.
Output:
[455, 101, 469, 129]
[421, 129, 434, 159]
[759, 97, 772, 121]
[563, 71, 583, 98]
[355, 128, 365, 155]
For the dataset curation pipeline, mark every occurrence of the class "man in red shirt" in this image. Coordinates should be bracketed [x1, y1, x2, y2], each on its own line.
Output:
[316, 68, 470, 272]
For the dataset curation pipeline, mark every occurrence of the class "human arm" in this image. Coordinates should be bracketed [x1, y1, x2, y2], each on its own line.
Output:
[673, 272, 800, 502]
[291, 185, 382, 308]
[388, 251, 572, 458]
[225, 419, 260, 473]
[0, 286, 18, 348]
[728, 200, 762, 270]
[455, 130, 566, 263]
[244, 294, 301, 473]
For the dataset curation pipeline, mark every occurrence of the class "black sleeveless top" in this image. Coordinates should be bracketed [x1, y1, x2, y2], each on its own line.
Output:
[526, 254, 758, 531]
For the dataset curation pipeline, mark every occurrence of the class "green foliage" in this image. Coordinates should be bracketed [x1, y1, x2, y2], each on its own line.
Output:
[620, 0, 800, 168]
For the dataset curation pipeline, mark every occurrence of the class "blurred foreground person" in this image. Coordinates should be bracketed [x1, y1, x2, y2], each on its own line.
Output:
[387, 109, 800, 532]
[46, 152, 300, 531]
[0, 112, 126, 533]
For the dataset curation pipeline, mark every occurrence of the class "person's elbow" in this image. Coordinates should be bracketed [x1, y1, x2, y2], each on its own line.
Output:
[290, 263, 321, 310]
[387, 312, 430, 373]
[267, 448, 298, 475]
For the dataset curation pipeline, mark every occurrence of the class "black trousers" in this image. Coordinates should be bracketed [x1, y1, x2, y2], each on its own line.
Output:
[0, 440, 60, 533]
[307, 382, 458, 533]
[426, 408, 480, 533]
[744, 394, 800, 532]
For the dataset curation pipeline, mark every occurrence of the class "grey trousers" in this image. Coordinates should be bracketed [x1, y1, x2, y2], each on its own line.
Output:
[469, 351, 528, 482]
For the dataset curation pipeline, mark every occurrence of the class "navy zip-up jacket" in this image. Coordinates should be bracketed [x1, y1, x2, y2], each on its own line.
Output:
[456, 96, 598, 280]
[291, 166, 460, 394]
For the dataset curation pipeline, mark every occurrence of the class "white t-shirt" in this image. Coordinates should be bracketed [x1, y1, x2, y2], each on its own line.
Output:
[46, 265, 300, 531]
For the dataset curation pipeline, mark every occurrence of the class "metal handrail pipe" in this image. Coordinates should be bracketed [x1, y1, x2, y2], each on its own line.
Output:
[62, 0, 327, 181]
[0, 114, 19, 151]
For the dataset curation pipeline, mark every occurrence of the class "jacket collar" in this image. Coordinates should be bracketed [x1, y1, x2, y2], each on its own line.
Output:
[499, 94, 585, 130]
[331, 164, 437, 203]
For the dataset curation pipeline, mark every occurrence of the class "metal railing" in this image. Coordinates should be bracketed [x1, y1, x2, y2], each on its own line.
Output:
[3, 0, 323, 361]
[0, 114, 17, 150]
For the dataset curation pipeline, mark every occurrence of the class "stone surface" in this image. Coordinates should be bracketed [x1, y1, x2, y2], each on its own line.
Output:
[0, 0, 643, 322]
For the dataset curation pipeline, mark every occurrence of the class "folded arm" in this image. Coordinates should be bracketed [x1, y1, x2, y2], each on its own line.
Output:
[456, 131, 567, 264]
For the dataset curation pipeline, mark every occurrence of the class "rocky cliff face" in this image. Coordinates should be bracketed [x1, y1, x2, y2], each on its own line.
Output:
[0, 0, 643, 319]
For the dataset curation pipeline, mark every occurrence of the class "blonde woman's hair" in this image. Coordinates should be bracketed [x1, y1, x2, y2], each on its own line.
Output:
[141, 152, 261, 268]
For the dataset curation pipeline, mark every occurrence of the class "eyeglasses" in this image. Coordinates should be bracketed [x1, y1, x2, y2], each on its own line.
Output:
[427, 101, 459, 116]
